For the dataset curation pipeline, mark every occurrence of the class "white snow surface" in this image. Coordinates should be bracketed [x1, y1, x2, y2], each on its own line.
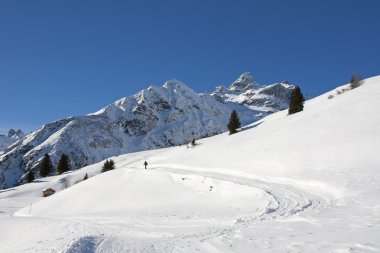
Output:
[1, 76, 380, 252]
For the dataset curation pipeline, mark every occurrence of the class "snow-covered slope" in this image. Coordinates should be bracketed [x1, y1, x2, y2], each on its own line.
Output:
[1, 75, 379, 252]
[0, 73, 295, 188]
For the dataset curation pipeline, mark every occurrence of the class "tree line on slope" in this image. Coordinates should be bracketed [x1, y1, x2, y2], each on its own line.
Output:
[25, 153, 116, 184]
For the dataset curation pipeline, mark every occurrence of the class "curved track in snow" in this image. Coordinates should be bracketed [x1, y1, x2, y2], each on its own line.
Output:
[154, 167, 329, 240]
[60, 166, 331, 253]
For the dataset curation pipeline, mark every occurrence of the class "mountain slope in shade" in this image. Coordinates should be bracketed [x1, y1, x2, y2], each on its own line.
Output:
[0, 73, 295, 188]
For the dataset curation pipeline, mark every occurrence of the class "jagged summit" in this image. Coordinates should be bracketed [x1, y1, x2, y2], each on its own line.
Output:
[229, 72, 257, 91]
[163, 79, 188, 89]
[7, 129, 24, 138]
[0, 129, 25, 153]
[212, 73, 295, 112]
[0, 73, 296, 188]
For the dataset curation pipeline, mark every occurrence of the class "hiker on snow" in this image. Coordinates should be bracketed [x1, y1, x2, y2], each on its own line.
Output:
[144, 161, 148, 169]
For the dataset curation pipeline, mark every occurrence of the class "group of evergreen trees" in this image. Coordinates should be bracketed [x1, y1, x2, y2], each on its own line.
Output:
[25, 153, 116, 184]
[25, 153, 71, 183]
[101, 159, 115, 173]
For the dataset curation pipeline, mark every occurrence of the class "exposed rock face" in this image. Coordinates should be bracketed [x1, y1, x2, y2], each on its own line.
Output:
[0, 73, 296, 188]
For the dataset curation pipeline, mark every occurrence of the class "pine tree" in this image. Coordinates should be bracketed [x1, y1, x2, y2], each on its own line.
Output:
[227, 110, 241, 135]
[288, 86, 305, 115]
[39, 154, 52, 177]
[101, 159, 115, 173]
[57, 154, 70, 175]
[83, 173, 88, 180]
[25, 170, 34, 183]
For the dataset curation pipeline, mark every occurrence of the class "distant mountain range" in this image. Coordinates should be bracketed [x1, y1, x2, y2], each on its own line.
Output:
[0, 73, 295, 188]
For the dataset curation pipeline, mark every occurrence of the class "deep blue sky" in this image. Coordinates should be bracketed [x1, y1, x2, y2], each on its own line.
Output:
[1, 0, 379, 134]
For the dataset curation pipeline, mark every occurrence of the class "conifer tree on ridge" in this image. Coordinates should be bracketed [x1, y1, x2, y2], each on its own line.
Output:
[288, 86, 305, 115]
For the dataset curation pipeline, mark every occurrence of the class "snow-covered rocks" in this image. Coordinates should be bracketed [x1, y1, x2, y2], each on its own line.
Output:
[211, 73, 294, 113]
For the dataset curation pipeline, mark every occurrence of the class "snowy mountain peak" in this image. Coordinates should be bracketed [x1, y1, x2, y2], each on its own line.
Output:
[0, 129, 25, 153]
[162, 79, 196, 94]
[229, 72, 257, 91]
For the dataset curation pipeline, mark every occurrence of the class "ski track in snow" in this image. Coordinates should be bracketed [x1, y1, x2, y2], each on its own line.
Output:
[153, 166, 329, 239]
[36, 166, 330, 253]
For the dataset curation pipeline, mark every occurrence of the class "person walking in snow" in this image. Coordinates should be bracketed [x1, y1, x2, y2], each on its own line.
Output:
[144, 161, 148, 169]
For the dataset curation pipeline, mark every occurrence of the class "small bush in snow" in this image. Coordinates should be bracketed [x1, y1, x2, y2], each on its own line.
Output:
[186, 139, 197, 149]
[83, 173, 88, 180]
[101, 159, 115, 173]
[328, 94, 334, 99]
[350, 74, 362, 89]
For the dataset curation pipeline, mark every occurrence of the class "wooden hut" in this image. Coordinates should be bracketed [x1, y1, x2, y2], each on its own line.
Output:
[42, 188, 55, 197]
